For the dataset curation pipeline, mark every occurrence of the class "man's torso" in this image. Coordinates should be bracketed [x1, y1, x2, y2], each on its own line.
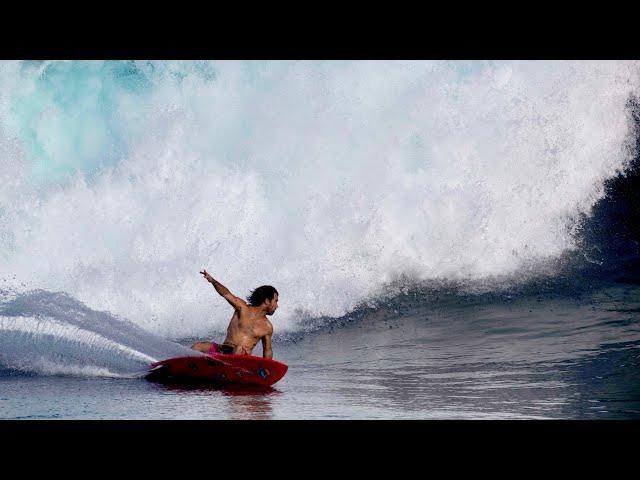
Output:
[222, 307, 272, 355]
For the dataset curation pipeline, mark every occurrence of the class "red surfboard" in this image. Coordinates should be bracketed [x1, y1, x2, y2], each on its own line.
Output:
[146, 353, 288, 387]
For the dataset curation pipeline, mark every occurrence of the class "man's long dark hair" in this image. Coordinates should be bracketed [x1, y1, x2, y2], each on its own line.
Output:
[246, 285, 278, 306]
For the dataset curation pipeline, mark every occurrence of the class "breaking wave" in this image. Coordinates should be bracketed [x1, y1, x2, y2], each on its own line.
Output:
[0, 60, 639, 340]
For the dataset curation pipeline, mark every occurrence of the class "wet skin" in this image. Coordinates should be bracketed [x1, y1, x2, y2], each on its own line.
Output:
[191, 270, 278, 358]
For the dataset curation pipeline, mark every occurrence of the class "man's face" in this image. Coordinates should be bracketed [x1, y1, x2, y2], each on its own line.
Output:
[266, 294, 279, 315]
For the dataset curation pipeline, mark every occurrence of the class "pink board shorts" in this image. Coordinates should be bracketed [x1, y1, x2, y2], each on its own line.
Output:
[208, 342, 235, 355]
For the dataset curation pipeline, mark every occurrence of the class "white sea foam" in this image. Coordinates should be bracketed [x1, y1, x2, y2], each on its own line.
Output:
[0, 315, 159, 375]
[0, 61, 638, 337]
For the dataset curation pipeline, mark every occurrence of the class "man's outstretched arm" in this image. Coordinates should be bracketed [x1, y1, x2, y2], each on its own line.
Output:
[200, 269, 247, 312]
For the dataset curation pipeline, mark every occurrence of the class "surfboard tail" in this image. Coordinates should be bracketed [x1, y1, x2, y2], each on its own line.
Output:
[145, 363, 169, 381]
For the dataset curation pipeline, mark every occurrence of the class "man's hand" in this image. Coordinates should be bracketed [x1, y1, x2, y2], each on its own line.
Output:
[200, 269, 214, 284]
[200, 269, 247, 312]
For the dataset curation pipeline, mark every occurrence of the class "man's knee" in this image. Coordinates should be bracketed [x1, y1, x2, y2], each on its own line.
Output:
[191, 342, 211, 353]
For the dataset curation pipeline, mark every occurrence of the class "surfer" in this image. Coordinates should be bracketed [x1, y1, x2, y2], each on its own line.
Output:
[191, 270, 278, 359]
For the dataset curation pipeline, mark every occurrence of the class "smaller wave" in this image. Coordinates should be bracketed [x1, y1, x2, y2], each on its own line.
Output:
[272, 252, 628, 343]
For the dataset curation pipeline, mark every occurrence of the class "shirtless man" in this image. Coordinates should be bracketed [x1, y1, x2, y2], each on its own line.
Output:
[191, 269, 278, 359]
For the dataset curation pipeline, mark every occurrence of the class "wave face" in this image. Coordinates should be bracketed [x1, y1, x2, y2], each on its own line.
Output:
[0, 61, 639, 338]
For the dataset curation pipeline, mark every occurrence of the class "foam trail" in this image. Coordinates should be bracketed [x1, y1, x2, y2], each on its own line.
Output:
[0, 291, 194, 377]
[0, 61, 639, 338]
